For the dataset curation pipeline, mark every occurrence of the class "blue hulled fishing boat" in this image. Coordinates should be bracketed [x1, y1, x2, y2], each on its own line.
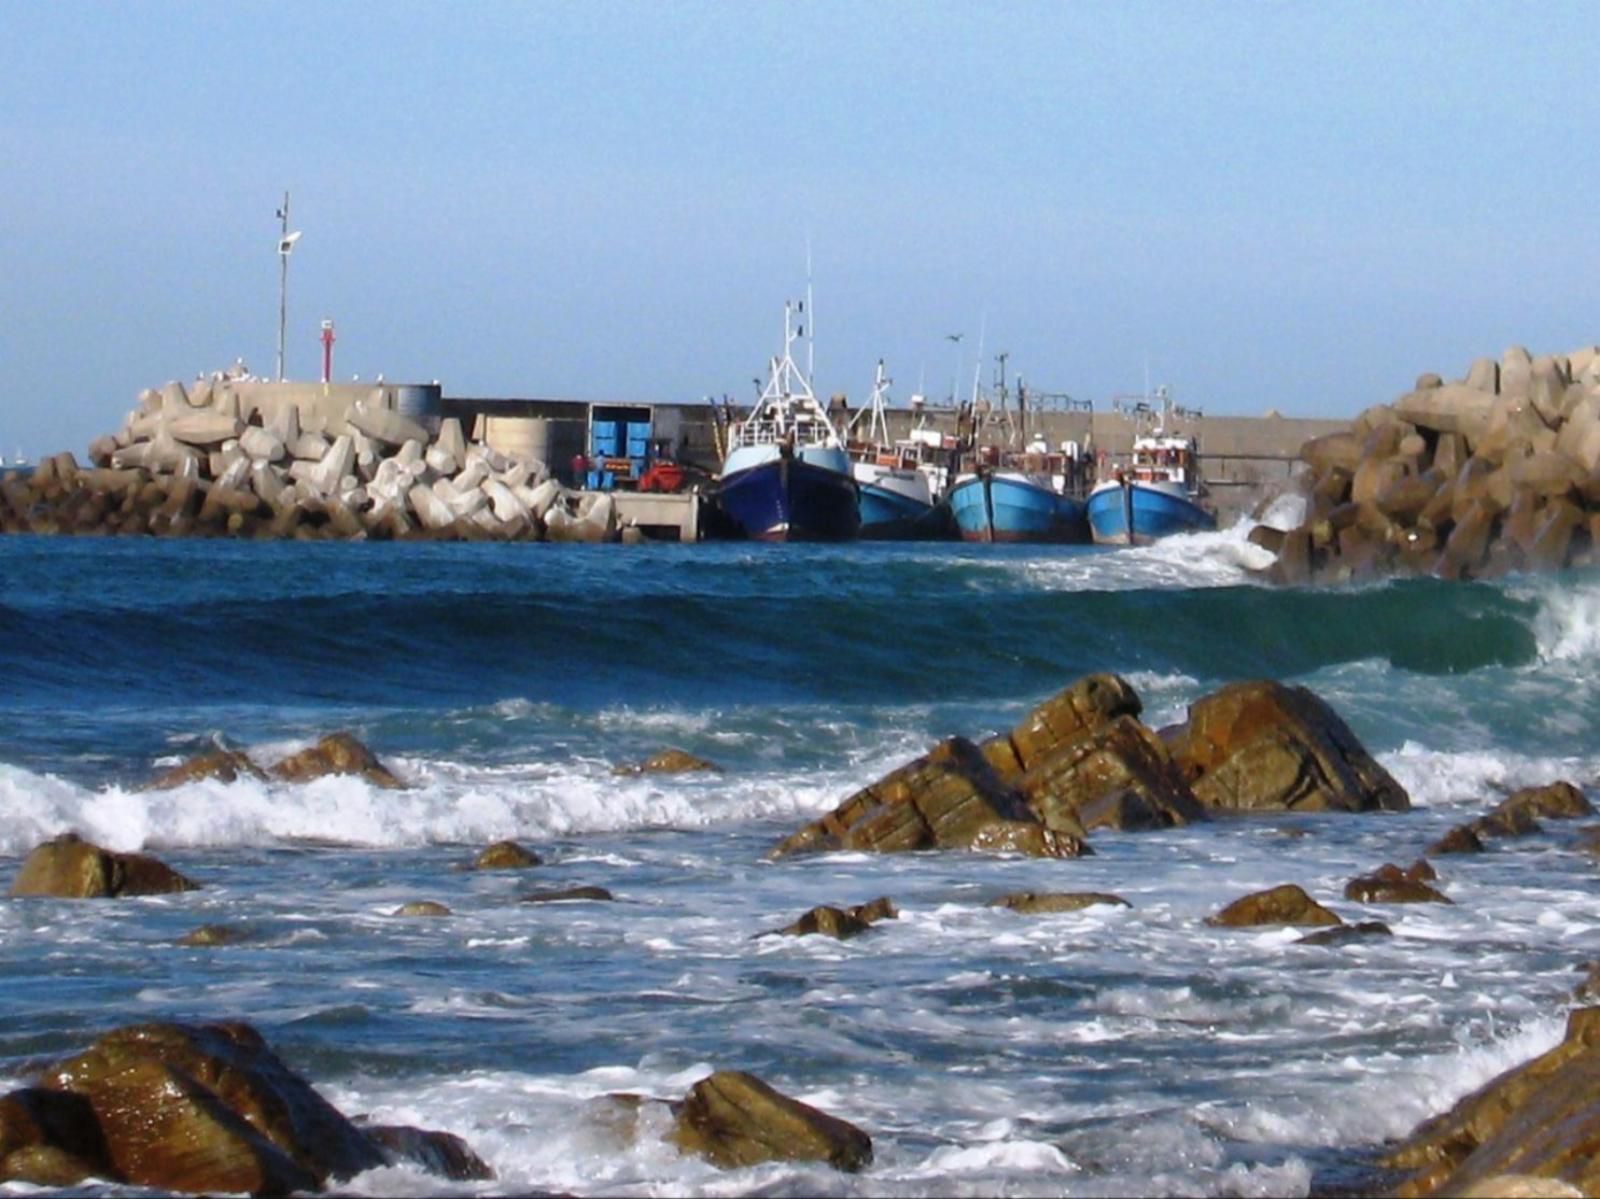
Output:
[945, 354, 1091, 544]
[1087, 387, 1216, 545]
[847, 361, 955, 540]
[716, 299, 859, 542]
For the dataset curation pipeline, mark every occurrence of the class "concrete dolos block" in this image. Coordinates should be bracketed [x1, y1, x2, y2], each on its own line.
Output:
[348, 400, 430, 449]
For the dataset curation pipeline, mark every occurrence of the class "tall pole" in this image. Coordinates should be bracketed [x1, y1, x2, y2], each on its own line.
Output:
[276, 191, 289, 382]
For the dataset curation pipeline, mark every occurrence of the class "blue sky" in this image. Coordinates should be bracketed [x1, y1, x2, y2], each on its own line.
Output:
[4, 1, 1599, 455]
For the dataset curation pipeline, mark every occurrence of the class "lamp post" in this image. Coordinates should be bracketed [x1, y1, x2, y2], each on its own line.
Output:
[275, 191, 302, 382]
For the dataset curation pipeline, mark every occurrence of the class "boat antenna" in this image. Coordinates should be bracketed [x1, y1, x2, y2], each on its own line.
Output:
[970, 312, 987, 406]
[805, 233, 815, 385]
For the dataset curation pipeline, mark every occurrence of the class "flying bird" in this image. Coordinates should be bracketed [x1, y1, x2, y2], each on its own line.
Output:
[945, 333, 963, 343]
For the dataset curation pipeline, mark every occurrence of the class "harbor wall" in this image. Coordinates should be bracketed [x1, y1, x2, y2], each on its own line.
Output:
[442, 395, 1341, 521]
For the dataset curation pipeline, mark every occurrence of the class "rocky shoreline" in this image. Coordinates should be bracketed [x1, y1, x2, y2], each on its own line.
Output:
[4, 676, 1599, 1194]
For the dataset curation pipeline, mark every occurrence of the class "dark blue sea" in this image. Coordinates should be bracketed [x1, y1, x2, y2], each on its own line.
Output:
[2, 512, 1598, 1196]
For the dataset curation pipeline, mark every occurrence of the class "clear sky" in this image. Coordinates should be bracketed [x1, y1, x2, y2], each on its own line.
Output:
[4, 1, 1599, 456]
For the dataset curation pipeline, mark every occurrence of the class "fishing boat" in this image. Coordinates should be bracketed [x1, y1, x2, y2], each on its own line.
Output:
[945, 355, 1089, 544]
[715, 299, 859, 542]
[1087, 386, 1216, 545]
[846, 361, 956, 540]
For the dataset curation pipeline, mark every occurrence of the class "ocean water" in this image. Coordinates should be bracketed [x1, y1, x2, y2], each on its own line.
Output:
[3, 512, 1599, 1197]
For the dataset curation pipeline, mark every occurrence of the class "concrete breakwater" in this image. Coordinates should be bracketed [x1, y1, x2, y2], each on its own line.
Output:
[0, 381, 629, 543]
[1260, 344, 1600, 584]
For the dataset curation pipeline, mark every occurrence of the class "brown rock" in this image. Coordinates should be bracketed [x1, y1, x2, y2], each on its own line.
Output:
[1269, 527, 1313, 585]
[10, 833, 199, 898]
[772, 897, 897, 939]
[1428, 824, 1485, 855]
[145, 746, 265, 791]
[177, 924, 252, 948]
[1342, 874, 1452, 904]
[35, 1022, 384, 1191]
[767, 736, 1089, 860]
[472, 840, 542, 870]
[1206, 884, 1342, 928]
[988, 891, 1130, 914]
[613, 747, 722, 775]
[269, 732, 404, 789]
[1382, 1007, 1600, 1197]
[983, 672, 1143, 778]
[1013, 715, 1204, 832]
[667, 1070, 872, 1173]
[362, 1124, 494, 1181]
[392, 901, 451, 917]
[519, 885, 614, 903]
[1470, 804, 1542, 840]
[1166, 680, 1409, 813]
[1296, 920, 1392, 946]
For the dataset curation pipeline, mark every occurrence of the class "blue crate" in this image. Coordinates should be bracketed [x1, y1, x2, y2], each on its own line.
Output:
[626, 436, 650, 457]
[586, 469, 603, 489]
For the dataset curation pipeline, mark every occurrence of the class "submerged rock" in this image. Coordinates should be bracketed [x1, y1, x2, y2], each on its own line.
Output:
[1167, 680, 1410, 813]
[177, 924, 252, 947]
[145, 746, 265, 791]
[9, 833, 199, 899]
[269, 732, 404, 790]
[1206, 884, 1342, 928]
[769, 897, 898, 940]
[392, 901, 451, 917]
[1382, 1006, 1600, 1196]
[613, 748, 722, 775]
[472, 840, 542, 870]
[988, 891, 1131, 914]
[1296, 920, 1393, 947]
[1428, 824, 1486, 855]
[519, 885, 614, 904]
[0, 1021, 490, 1193]
[1343, 872, 1452, 904]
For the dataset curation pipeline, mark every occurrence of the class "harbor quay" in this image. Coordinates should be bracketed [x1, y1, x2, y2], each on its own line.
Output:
[445, 392, 1345, 530]
[2, 379, 1343, 544]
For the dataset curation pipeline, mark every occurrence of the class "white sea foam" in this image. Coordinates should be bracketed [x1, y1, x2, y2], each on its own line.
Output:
[1520, 574, 1600, 663]
[0, 754, 855, 854]
[1381, 742, 1596, 808]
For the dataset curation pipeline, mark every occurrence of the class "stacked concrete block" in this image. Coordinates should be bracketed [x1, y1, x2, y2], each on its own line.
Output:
[2, 377, 597, 542]
[1270, 345, 1600, 583]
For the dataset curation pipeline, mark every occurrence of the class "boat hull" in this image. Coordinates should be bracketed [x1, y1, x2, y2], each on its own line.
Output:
[947, 473, 1087, 544]
[1087, 481, 1216, 545]
[855, 471, 951, 540]
[717, 451, 860, 542]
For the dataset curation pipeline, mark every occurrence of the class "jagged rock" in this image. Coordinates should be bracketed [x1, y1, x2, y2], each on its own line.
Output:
[981, 673, 1142, 777]
[472, 840, 542, 870]
[0, 1021, 485, 1193]
[1166, 680, 1409, 812]
[767, 735, 1089, 860]
[392, 901, 451, 917]
[613, 748, 722, 775]
[145, 747, 266, 791]
[987, 891, 1130, 914]
[1382, 1006, 1600, 1197]
[1014, 715, 1203, 832]
[666, 1070, 872, 1173]
[1206, 883, 1342, 928]
[770, 898, 897, 940]
[268, 732, 404, 789]
[9, 833, 199, 898]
